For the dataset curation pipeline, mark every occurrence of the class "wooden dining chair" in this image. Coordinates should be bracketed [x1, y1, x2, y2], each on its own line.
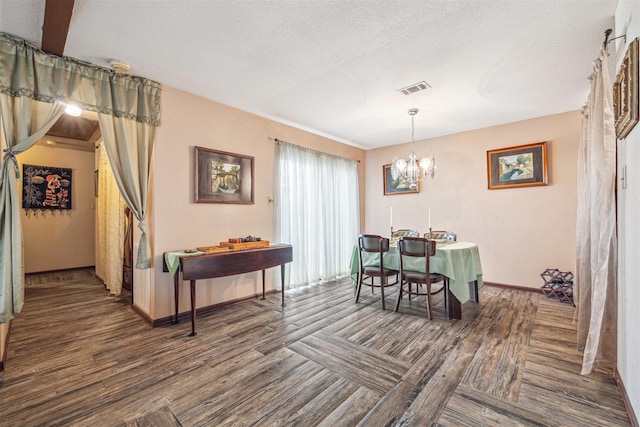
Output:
[395, 236, 447, 320]
[356, 234, 399, 310]
[424, 230, 457, 241]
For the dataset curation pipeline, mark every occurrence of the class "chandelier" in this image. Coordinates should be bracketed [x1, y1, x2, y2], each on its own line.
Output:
[391, 108, 436, 190]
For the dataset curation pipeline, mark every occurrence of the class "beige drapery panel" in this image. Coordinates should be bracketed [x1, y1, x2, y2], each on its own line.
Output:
[0, 95, 64, 322]
[96, 144, 126, 295]
[575, 46, 617, 375]
[0, 32, 160, 321]
[98, 113, 155, 268]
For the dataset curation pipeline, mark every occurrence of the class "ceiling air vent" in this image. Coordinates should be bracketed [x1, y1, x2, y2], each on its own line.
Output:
[397, 81, 431, 95]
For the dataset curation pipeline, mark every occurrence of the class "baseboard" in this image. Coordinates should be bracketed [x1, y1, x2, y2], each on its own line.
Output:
[25, 265, 96, 275]
[149, 289, 280, 328]
[131, 304, 154, 327]
[483, 281, 543, 294]
[615, 368, 639, 427]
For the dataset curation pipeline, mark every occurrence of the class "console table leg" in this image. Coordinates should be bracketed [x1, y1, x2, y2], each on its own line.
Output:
[189, 280, 197, 337]
[280, 264, 286, 307]
[261, 269, 266, 300]
[173, 271, 180, 324]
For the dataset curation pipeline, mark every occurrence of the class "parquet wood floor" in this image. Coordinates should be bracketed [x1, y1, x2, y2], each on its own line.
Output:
[0, 268, 630, 426]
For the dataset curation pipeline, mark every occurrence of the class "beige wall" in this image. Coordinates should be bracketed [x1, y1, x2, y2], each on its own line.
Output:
[365, 111, 580, 288]
[148, 86, 366, 319]
[17, 145, 96, 273]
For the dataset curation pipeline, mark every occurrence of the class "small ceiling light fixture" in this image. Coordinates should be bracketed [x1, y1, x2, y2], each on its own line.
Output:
[391, 108, 436, 190]
[109, 59, 131, 73]
[64, 104, 82, 117]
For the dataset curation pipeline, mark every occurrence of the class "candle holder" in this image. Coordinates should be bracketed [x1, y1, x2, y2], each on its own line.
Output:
[390, 226, 394, 239]
[428, 227, 432, 238]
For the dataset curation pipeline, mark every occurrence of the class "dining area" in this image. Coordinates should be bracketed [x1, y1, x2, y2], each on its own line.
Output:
[349, 228, 483, 320]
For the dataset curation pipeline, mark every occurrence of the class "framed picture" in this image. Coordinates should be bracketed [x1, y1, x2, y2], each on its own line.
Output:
[487, 141, 548, 190]
[613, 37, 638, 140]
[195, 146, 254, 204]
[22, 164, 72, 210]
[383, 164, 419, 195]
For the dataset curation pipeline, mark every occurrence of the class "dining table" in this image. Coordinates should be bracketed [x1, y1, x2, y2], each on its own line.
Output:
[350, 240, 483, 319]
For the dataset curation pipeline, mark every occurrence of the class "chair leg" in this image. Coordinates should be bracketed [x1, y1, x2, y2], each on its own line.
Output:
[355, 274, 364, 303]
[380, 276, 386, 310]
[443, 279, 448, 309]
[426, 283, 433, 320]
[395, 280, 403, 312]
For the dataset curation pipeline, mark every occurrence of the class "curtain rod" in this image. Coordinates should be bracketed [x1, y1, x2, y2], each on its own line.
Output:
[603, 28, 626, 47]
[270, 137, 361, 163]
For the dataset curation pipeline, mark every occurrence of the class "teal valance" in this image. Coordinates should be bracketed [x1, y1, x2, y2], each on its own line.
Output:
[0, 32, 160, 126]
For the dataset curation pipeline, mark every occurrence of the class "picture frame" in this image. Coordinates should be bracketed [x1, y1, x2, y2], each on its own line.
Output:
[195, 146, 254, 204]
[487, 141, 548, 190]
[613, 37, 639, 140]
[383, 164, 419, 195]
[22, 164, 72, 210]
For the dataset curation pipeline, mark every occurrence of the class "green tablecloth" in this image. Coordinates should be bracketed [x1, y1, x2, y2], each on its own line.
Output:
[164, 250, 208, 276]
[350, 241, 483, 304]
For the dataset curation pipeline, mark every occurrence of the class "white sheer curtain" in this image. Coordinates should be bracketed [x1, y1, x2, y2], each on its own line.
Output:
[276, 141, 359, 288]
[96, 143, 126, 296]
[575, 46, 617, 375]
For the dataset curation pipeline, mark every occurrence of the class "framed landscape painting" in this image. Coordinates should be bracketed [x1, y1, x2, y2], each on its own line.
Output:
[613, 37, 638, 140]
[383, 164, 419, 195]
[195, 146, 254, 204]
[487, 141, 548, 190]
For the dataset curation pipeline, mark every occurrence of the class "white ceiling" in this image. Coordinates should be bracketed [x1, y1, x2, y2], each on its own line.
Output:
[0, 0, 619, 149]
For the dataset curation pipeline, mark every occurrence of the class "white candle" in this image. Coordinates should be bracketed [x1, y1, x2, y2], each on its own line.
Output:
[390, 206, 393, 228]
[428, 206, 431, 229]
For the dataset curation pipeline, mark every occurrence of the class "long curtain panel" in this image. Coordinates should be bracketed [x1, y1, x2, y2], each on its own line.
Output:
[0, 95, 64, 322]
[575, 46, 617, 375]
[98, 113, 155, 269]
[96, 143, 126, 296]
[276, 141, 359, 288]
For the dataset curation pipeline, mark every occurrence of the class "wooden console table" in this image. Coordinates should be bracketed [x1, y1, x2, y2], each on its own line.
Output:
[163, 244, 293, 336]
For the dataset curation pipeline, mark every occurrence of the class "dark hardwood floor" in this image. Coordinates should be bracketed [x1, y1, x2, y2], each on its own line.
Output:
[0, 268, 630, 426]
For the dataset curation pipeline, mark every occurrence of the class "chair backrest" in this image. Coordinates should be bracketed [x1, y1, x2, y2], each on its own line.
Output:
[398, 236, 436, 257]
[390, 229, 419, 246]
[392, 229, 420, 238]
[424, 230, 457, 241]
[398, 236, 436, 279]
[358, 234, 389, 253]
[358, 234, 389, 272]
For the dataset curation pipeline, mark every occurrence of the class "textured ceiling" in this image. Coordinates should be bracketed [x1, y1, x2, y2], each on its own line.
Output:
[0, 0, 619, 149]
